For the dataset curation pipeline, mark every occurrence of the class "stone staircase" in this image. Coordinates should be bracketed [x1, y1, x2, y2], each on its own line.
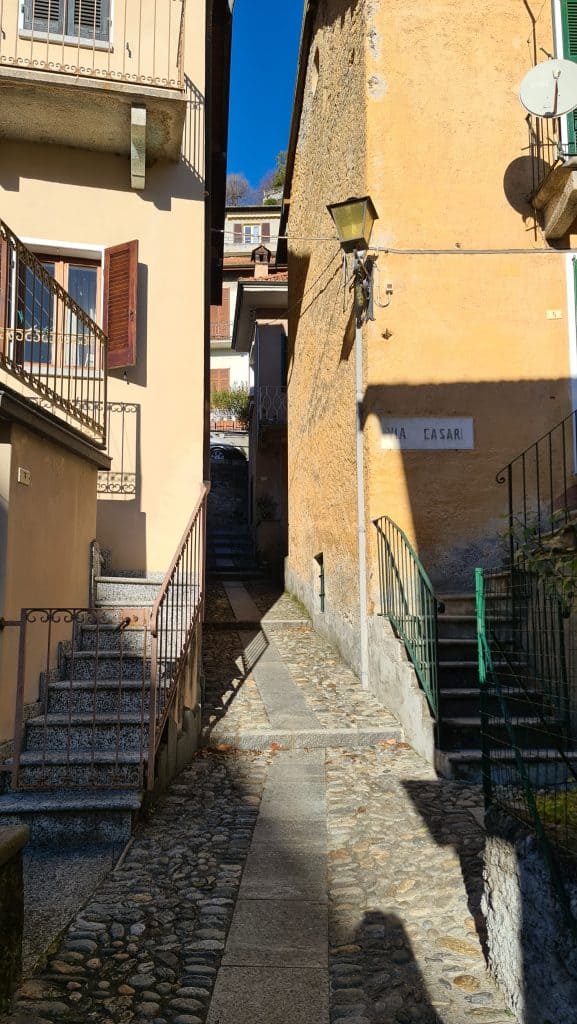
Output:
[437, 591, 569, 781]
[207, 525, 261, 579]
[0, 574, 161, 848]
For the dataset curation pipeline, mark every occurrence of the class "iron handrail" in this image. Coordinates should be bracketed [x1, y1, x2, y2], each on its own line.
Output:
[147, 481, 210, 787]
[0, 217, 108, 445]
[476, 566, 577, 939]
[373, 515, 442, 718]
[497, 408, 577, 561]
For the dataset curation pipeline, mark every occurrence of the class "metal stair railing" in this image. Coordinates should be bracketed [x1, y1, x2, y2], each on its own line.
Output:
[373, 515, 442, 719]
[476, 566, 577, 939]
[148, 481, 210, 788]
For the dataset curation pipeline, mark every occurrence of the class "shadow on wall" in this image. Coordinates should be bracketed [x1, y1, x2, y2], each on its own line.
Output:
[97, 402, 146, 574]
[0, 76, 205, 210]
[361, 378, 575, 590]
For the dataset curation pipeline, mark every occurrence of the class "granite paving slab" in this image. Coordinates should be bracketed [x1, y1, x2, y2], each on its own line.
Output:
[206, 966, 329, 1024]
[222, 899, 328, 967]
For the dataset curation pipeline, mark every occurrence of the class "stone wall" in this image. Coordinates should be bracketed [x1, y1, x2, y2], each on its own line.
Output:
[482, 807, 577, 1023]
[0, 826, 28, 1011]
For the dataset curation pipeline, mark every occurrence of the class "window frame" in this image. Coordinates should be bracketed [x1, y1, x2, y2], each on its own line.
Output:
[20, 0, 113, 50]
[11, 250, 102, 373]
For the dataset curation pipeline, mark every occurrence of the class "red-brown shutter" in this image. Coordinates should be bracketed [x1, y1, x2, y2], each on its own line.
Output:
[210, 368, 230, 393]
[210, 288, 230, 339]
[233, 223, 242, 244]
[0, 237, 10, 353]
[261, 222, 270, 244]
[103, 240, 138, 369]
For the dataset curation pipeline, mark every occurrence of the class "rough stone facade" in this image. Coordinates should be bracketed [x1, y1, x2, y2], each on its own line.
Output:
[482, 807, 577, 1023]
[0, 827, 27, 1011]
[284, 0, 573, 723]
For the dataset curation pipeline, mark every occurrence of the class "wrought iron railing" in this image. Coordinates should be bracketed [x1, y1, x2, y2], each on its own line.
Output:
[0, 219, 107, 445]
[527, 113, 577, 196]
[476, 566, 577, 936]
[497, 409, 577, 565]
[0, 0, 186, 90]
[374, 515, 442, 718]
[258, 385, 287, 425]
[9, 606, 150, 790]
[98, 401, 138, 497]
[148, 482, 209, 788]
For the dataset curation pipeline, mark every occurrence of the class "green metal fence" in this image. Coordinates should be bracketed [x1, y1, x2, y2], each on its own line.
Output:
[374, 516, 441, 718]
[476, 566, 577, 935]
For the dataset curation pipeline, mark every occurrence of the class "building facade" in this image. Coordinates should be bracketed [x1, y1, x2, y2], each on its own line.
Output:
[282, 0, 577, 758]
[0, 0, 232, 763]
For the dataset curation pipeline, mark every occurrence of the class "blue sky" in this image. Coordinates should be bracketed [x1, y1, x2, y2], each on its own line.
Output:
[227, 0, 303, 192]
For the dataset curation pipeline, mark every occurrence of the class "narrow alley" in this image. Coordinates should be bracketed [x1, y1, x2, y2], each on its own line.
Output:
[4, 581, 513, 1024]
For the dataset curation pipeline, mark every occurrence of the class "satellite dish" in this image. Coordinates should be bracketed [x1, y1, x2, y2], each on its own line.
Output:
[520, 59, 577, 117]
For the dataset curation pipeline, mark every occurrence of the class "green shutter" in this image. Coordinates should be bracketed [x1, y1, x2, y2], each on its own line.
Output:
[561, 0, 577, 150]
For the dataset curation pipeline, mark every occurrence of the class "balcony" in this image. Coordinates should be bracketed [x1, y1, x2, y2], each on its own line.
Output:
[0, 1, 187, 170]
[527, 114, 577, 239]
[210, 320, 232, 347]
[0, 218, 107, 446]
[258, 386, 287, 427]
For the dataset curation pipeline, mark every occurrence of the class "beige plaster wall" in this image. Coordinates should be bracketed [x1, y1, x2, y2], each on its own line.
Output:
[0, 2, 206, 574]
[287, 0, 575, 649]
[0, 423, 97, 741]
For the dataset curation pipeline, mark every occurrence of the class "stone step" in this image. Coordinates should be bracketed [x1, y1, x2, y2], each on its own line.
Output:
[94, 576, 161, 606]
[6, 750, 145, 789]
[78, 624, 151, 654]
[440, 714, 564, 751]
[47, 680, 150, 715]
[202, 724, 402, 751]
[439, 685, 538, 718]
[436, 613, 477, 639]
[62, 650, 151, 681]
[438, 637, 479, 660]
[25, 714, 148, 753]
[437, 593, 476, 616]
[447, 746, 577, 784]
[0, 789, 141, 847]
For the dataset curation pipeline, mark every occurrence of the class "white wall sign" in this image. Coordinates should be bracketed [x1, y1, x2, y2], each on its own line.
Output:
[380, 417, 474, 451]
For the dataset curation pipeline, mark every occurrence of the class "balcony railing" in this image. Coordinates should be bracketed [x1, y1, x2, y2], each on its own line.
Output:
[258, 385, 287, 426]
[0, 219, 107, 446]
[0, 0, 186, 91]
[527, 113, 577, 193]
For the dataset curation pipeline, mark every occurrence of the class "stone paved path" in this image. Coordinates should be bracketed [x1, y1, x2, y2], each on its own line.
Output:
[4, 582, 515, 1024]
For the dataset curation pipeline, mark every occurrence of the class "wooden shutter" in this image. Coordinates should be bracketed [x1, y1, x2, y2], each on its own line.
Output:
[210, 368, 230, 393]
[24, 0, 64, 33]
[233, 224, 242, 244]
[261, 223, 270, 244]
[210, 288, 230, 339]
[103, 240, 138, 370]
[562, 0, 577, 148]
[71, 0, 110, 41]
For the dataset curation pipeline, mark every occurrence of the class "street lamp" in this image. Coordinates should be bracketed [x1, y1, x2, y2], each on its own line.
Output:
[327, 195, 379, 692]
[327, 195, 378, 253]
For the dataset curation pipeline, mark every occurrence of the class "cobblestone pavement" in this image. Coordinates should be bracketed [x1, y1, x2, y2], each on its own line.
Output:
[5, 583, 515, 1024]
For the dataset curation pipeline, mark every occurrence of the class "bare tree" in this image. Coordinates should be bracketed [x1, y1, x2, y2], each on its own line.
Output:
[226, 173, 250, 206]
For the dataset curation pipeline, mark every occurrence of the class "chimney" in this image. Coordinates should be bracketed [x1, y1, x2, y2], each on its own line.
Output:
[252, 244, 271, 279]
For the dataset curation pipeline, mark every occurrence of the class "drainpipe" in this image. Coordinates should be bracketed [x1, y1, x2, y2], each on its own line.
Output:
[355, 290, 370, 691]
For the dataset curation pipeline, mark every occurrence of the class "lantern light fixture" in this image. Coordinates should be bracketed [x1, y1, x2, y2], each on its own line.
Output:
[326, 195, 379, 253]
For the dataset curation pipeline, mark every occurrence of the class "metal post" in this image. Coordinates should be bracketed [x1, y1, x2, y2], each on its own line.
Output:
[355, 297, 369, 691]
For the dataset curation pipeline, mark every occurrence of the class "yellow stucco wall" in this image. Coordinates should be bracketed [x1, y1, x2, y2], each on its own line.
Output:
[0, 423, 98, 741]
[0, 3, 206, 574]
[287, 0, 575, 635]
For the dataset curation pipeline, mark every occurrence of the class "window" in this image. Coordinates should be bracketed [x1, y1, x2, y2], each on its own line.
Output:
[210, 368, 230, 393]
[22, 0, 110, 43]
[244, 225, 261, 245]
[16, 254, 100, 369]
[1, 238, 138, 373]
